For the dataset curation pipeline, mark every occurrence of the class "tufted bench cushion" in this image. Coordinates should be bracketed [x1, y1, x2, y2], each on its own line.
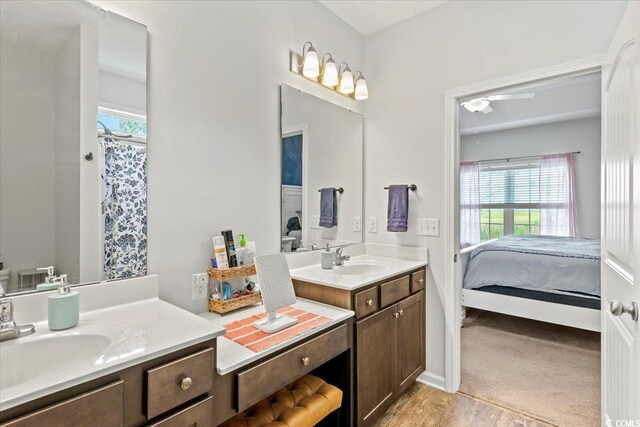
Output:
[221, 374, 342, 427]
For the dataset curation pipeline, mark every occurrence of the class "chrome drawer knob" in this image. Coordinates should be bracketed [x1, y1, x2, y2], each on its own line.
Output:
[399, 309, 404, 316]
[610, 300, 639, 321]
[181, 377, 192, 391]
[301, 357, 310, 366]
[418, 278, 424, 285]
[366, 299, 373, 307]
[393, 312, 400, 319]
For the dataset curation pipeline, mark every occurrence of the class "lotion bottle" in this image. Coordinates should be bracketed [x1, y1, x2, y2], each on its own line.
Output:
[48, 275, 79, 330]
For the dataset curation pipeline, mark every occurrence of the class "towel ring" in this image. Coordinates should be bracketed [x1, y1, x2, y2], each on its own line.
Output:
[384, 184, 417, 191]
[318, 187, 344, 194]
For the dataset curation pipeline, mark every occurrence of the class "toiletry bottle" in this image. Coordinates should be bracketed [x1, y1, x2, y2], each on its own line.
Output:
[236, 233, 247, 266]
[212, 236, 229, 269]
[48, 275, 79, 330]
[245, 241, 256, 265]
[222, 281, 232, 301]
[221, 229, 238, 267]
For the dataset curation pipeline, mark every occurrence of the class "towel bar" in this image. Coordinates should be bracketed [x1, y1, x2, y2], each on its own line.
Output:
[318, 187, 344, 193]
[384, 184, 417, 191]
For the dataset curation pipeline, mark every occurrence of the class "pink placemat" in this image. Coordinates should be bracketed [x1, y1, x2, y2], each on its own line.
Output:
[223, 306, 331, 353]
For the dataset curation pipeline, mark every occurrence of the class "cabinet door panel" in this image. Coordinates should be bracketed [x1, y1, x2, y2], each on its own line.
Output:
[356, 304, 397, 427]
[397, 292, 425, 394]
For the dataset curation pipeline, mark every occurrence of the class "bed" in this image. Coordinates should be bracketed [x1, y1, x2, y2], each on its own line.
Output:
[461, 235, 601, 332]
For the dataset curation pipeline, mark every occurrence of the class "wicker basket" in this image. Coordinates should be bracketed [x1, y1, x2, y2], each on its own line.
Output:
[208, 264, 256, 281]
[208, 291, 262, 314]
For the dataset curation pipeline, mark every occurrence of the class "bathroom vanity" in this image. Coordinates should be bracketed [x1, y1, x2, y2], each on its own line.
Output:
[0, 277, 225, 427]
[290, 252, 427, 427]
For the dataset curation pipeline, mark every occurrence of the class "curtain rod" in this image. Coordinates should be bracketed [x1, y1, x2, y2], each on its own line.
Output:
[475, 151, 580, 164]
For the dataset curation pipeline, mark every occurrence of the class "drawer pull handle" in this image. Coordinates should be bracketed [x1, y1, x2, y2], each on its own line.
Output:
[399, 309, 404, 316]
[301, 357, 310, 366]
[393, 312, 400, 319]
[418, 278, 424, 285]
[181, 377, 192, 391]
[366, 299, 373, 307]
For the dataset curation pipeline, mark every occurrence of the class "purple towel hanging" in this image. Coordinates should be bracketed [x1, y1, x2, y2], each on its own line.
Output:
[387, 185, 409, 232]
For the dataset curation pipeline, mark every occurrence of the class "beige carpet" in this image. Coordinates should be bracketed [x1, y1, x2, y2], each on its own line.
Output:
[460, 309, 600, 427]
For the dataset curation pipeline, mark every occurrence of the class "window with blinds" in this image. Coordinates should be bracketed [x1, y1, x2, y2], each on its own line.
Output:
[479, 160, 541, 240]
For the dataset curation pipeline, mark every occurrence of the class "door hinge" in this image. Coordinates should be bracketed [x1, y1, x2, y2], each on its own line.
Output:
[454, 254, 458, 263]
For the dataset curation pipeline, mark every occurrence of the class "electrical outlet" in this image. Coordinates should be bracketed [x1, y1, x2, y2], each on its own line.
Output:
[367, 217, 378, 233]
[309, 215, 320, 229]
[192, 273, 208, 300]
[353, 216, 362, 232]
[418, 218, 440, 236]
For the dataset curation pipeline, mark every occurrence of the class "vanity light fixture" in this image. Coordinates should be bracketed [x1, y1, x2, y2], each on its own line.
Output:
[290, 42, 368, 100]
[321, 53, 338, 87]
[354, 71, 368, 100]
[301, 42, 319, 78]
[338, 63, 354, 95]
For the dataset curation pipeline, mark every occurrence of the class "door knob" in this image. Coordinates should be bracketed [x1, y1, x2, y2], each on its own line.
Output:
[393, 312, 400, 319]
[609, 300, 638, 321]
[399, 309, 404, 316]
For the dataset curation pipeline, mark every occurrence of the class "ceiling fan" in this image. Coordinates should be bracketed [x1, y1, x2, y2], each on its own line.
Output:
[461, 93, 535, 114]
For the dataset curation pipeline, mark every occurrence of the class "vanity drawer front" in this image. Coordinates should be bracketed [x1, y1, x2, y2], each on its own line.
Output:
[236, 324, 348, 412]
[148, 396, 213, 427]
[355, 287, 379, 319]
[411, 270, 425, 293]
[3, 381, 124, 427]
[146, 348, 214, 420]
[379, 275, 410, 307]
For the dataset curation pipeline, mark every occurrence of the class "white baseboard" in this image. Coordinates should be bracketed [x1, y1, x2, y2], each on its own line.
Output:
[417, 371, 446, 391]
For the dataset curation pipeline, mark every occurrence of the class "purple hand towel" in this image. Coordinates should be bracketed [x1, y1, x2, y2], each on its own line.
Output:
[387, 185, 409, 232]
[319, 188, 337, 228]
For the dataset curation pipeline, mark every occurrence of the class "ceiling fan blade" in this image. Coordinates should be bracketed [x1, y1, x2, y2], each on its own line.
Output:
[481, 105, 493, 114]
[486, 93, 535, 101]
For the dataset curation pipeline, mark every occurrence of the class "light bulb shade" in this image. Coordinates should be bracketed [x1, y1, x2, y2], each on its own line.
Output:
[462, 99, 490, 112]
[322, 60, 338, 87]
[339, 69, 354, 94]
[354, 77, 368, 100]
[302, 47, 319, 78]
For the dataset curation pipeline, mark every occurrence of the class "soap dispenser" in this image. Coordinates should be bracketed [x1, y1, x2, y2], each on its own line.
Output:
[321, 244, 334, 269]
[48, 275, 79, 330]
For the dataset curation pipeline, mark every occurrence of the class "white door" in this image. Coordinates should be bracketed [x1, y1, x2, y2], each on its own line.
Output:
[601, 1, 640, 424]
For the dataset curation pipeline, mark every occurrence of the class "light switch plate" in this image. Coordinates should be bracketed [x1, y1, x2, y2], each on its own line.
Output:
[418, 218, 440, 236]
[367, 217, 378, 233]
[192, 273, 208, 300]
[309, 215, 320, 229]
[353, 216, 362, 232]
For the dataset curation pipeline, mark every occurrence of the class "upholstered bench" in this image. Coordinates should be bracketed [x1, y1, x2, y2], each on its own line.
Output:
[221, 374, 343, 427]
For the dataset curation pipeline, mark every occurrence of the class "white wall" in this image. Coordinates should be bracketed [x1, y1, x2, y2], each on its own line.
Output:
[0, 44, 56, 290]
[461, 117, 602, 239]
[90, 0, 365, 313]
[363, 0, 626, 383]
[281, 85, 363, 248]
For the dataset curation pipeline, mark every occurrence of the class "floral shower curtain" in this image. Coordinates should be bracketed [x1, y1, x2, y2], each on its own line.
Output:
[103, 142, 147, 280]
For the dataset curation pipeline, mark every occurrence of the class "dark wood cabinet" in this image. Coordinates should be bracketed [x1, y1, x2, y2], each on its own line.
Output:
[397, 292, 425, 394]
[356, 305, 398, 426]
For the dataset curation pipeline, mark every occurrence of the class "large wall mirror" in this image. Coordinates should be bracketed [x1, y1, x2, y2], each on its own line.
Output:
[280, 84, 363, 252]
[0, 1, 148, 295]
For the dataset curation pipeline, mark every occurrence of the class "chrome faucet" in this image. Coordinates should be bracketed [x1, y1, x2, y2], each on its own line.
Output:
[334, 245, 351, 266]
[0, 299, 35, 342]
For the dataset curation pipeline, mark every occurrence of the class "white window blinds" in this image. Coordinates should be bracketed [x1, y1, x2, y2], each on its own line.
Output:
[479, 161, 540, 206]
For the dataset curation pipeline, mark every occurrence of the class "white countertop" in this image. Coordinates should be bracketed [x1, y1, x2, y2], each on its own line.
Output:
[199, 298, 354, 375]
[289, 255, 427, 290]
[0, 297, 225, 411]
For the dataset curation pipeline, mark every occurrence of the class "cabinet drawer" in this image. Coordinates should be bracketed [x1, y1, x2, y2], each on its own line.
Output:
[3, 381, 123, 427]
[411, 270, 425, 293]
[146, 348, 214, 420]
[379, 276, 410, 308]
[236, 324, 348, 412]
[147, 396, 213, 427]
[355, 287, 379, 319]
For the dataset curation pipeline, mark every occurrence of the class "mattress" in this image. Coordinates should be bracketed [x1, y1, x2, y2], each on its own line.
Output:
[470, 285, 600, 310]
[463, 235, 601, 298]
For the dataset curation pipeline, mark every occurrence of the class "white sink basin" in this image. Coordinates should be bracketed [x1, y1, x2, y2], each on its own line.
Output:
[0, 334, 111, 389]
[332, 261, 390, 276]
